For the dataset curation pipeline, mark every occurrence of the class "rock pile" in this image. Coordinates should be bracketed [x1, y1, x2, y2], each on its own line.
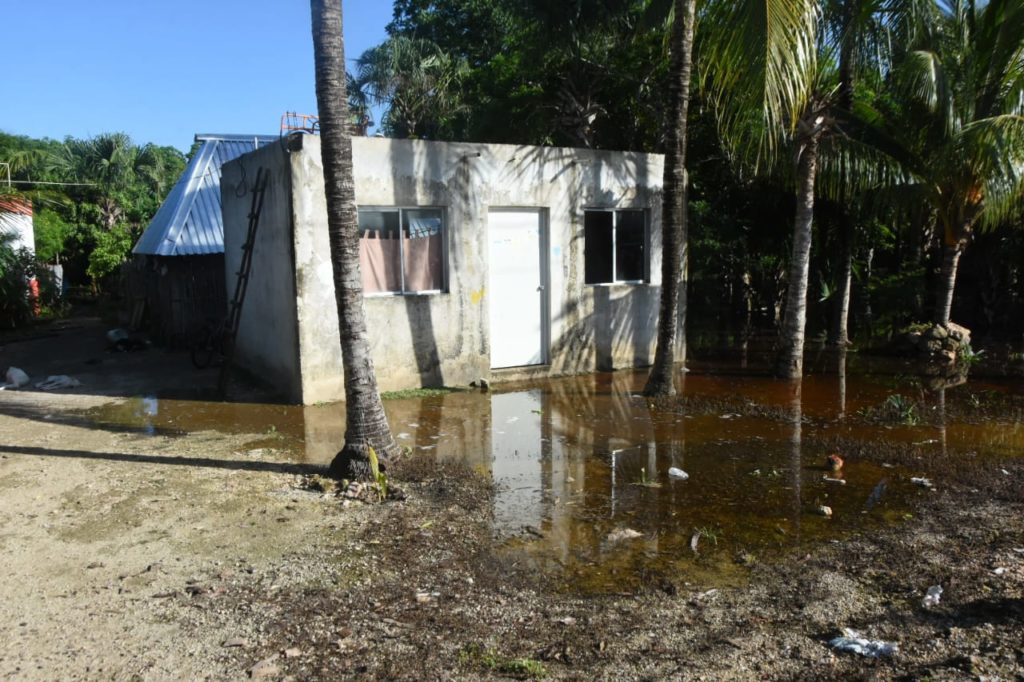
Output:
[897, 322, 972, 371]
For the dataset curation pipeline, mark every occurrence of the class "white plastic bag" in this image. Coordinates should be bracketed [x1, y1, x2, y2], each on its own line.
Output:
[3, 367, 30, 389]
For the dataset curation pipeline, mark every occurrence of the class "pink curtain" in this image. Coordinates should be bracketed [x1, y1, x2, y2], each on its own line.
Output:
[359, 229, 401, 293]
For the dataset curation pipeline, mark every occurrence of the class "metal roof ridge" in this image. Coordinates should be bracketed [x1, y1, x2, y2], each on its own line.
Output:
[160, 140, 220, 254]
[195, 133, 278, 142]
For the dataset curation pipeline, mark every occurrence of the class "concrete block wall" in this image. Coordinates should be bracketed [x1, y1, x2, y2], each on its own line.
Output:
[222, 134, 676, 403]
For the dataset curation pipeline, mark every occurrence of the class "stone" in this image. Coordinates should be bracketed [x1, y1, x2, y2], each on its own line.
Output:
[249, 656, 280, 678]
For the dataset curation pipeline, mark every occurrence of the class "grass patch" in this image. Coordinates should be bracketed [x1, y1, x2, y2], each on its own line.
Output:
[380, 386, 464, 400]
[460, 644, 546, 679]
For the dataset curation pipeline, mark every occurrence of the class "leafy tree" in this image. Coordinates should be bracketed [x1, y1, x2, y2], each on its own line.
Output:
[701, 0, 823, 378]
[310, 0, 400, 479]
[354, 36, 470, 139]
[863, 0, 1024, 326]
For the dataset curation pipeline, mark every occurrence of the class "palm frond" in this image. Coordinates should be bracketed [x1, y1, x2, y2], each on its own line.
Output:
[699, 0, 819, 165]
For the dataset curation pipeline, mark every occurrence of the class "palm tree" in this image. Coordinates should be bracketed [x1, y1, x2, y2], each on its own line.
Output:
[354, 35, 469, 139]
[701, 0, 821, 378]
[644, 0, 697, 397]
[822, 0, 936, 344]
[310, 0, 400, 479]
[876, 0, 1024, 327]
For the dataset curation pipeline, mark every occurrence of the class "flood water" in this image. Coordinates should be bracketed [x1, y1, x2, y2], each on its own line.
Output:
[83, 352, 1024, 592]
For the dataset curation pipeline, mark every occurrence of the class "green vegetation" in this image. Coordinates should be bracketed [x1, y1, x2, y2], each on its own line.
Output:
[860, 393, 921, 425]
[694, 526, 721, 547]
[353, 0, 1024, 349]
[460, 643, 547, 679]
[380, 386, 463, 400]
[0, 131, 184, 310]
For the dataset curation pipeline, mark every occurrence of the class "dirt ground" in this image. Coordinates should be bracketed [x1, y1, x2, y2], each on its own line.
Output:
[1, 318, 1023, 681]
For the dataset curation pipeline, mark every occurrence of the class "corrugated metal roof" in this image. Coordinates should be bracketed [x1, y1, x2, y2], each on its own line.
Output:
[133, 134, 278, 256]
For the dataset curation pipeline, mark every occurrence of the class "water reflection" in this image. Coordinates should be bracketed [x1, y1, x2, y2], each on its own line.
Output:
[77, 365, 1024, 592]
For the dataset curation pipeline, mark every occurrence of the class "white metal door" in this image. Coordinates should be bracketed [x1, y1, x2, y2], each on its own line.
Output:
[487, 209, 546, 368]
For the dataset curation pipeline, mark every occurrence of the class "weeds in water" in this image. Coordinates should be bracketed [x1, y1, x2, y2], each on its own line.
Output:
[694, 526, 720, 546]
[884, 394, 920, 424]
[633, 467, 661, 488]
[860, 394, 920, 425]
[380, 387, 461, 400]
[960, 344, 985, 367]
[460, 644, 546, 679]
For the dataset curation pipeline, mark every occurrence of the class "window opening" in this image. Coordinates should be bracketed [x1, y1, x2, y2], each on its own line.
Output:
[584, 209, 646, 284]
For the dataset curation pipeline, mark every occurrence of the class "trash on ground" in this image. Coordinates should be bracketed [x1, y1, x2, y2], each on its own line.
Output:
[993, 567, 1007, 576]
[415, 590, 440, 603]
[607, 528, 643, 543]
[826, 453, 844, 472]
[911, 477, 934, 489]
[922, 584, 943, 607]
[690, 532, 700, 553]
[668, 467, 689, 480]
[3, 367, 30, 389]
[822, 476, 847, 485]
[816, 505, 833, 518]
[106, 328, 149, 352]
[35, 375, 81, 390]
[828, 628, 898, 658]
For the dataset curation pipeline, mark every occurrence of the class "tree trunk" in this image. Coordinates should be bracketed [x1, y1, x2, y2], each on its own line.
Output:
[830, 0, 856, 347]
[311, 0, 399, 479]
[829, 214, 852, 346]
[644, 0, 696, 397]
[934, 241, 963, 326]
[775, 134, 819, 378]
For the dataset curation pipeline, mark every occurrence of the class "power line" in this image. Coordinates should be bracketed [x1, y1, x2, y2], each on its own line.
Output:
[4, 179, 98, 187]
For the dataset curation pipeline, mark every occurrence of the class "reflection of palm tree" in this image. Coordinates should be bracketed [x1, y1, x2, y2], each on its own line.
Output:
[788, 379, 803, 542]
[837, 347, 848, 419]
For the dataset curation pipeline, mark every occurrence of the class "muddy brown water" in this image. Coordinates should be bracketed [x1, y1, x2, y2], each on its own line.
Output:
[79, 359, 1024, 593]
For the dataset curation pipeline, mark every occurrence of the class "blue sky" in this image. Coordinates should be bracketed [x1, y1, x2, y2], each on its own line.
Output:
[3, 1, 393, 152]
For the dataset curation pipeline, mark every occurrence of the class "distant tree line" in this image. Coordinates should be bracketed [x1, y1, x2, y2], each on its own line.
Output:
[0, 131, 185, 296]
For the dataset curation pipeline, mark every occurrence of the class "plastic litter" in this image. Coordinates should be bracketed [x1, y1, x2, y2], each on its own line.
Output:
[822, 476, 847, 485]
[607, 528, 643, 543]
[828, 628, 898, 658]
[817, 505, 833, 518]
[35, 375, 81, 391]
[668, 467, 689, 480]
[3, 367, 30, 389]
[910, 476, 934, 489]
[922, 584, 943, 607]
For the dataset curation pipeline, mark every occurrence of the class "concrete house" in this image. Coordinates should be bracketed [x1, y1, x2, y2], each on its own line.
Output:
[221, 134, 678, 404]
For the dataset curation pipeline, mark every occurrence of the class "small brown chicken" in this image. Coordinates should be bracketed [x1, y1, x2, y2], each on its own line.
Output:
[826, 453, 845, 472]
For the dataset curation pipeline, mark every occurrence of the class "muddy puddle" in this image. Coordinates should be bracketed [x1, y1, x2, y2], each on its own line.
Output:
[77, 355, 1024, 592]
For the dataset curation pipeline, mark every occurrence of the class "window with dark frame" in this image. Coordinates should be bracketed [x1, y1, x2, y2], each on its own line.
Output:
[584, 209, 646, 284]
[358, 208, 445, 294]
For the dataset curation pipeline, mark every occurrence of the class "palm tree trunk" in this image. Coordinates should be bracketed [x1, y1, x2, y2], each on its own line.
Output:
[775, 134, 819, 378]
[829, 215, 852, 346]
[934, 241, 963, 326]
[311, 0, 399, 479]
[644, 0, 696, 397]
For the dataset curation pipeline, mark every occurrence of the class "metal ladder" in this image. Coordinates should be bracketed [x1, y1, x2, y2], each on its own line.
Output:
[218, 167, 270, 396]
